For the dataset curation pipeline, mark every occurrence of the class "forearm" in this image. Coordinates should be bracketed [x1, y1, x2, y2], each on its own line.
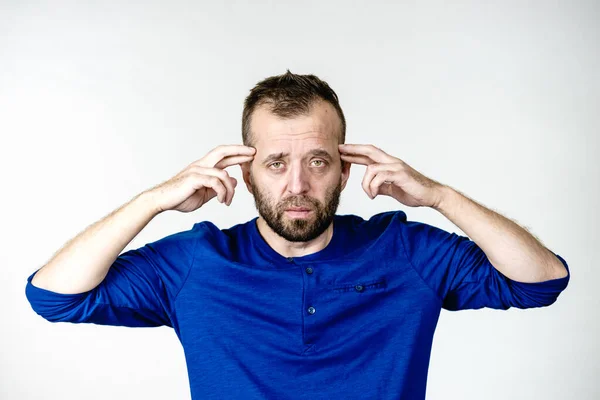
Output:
[31, 191, 161, 294]
[433, 186, 568, 283]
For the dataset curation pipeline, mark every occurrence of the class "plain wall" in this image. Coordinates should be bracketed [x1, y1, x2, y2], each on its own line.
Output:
[1, 1, 598, 399]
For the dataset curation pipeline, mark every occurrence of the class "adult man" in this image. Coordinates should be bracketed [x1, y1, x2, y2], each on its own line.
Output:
[26, 70, 570, 399]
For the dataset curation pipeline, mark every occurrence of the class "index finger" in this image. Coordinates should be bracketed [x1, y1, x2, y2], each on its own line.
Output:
[214, 154, 255, 169]
[201, 145, 256, 168]
[338, 144, 393, 163]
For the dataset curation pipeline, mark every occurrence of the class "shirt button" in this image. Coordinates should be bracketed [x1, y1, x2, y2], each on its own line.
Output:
[307, 306, 316, 315]
[305, 267, 313, 274]
[287, 257, 294, 263]
[355, 285, 364, 292]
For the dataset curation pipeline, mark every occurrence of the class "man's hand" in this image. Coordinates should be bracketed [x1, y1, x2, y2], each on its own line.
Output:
[147, 145, 256, 213]
[338, 144, 446, 208]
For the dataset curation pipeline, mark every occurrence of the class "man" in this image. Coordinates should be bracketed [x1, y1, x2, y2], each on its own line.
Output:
[25, 70, 570, 399]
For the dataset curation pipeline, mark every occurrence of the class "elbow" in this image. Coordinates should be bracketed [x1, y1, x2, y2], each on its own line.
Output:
[545, 250, 571, 281]
[549, 263, 569, 280]
[25, 269, 88, 323]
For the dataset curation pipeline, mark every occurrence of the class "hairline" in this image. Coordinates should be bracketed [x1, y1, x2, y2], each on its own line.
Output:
[245, 99, 344, 147]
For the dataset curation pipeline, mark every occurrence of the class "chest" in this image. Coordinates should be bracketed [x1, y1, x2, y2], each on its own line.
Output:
[174, 255, 441, 355]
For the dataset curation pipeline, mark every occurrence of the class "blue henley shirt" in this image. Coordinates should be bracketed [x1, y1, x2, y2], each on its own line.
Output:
[25, 210, 570, 399]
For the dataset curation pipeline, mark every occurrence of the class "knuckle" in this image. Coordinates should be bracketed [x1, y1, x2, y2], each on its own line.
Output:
[216, 169, 229, 180]
[366, 163, 379, 172]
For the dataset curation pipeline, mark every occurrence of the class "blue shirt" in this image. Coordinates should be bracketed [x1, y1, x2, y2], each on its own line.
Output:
[25, 211, 570, 399]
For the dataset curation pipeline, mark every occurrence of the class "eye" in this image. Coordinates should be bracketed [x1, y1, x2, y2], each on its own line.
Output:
[311, 159, 327, 167]
[269, 161, 284, 169]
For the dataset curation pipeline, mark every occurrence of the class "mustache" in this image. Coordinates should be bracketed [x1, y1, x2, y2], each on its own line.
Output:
[279, 196, 320, 209]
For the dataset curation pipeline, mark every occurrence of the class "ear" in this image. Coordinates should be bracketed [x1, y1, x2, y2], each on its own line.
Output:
[240, 162, 254, 194]
[340, 160, 351, 191]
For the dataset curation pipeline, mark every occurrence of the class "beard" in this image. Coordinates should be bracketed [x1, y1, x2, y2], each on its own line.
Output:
[250, 174, 342, 242]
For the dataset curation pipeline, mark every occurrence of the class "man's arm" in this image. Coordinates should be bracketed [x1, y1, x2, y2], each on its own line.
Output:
[31, 192, 159, 294]
[433, 185, 569, 283]
[337, 143, 569, 291]
[30, 144, 255, 295]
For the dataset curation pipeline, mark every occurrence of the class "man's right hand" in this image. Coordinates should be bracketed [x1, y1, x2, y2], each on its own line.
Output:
[147, 145, 256, 214]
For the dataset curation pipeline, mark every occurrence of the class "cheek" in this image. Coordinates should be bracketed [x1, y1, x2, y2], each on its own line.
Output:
[258, 170, 287, 188]
[253, 175, 285, 198]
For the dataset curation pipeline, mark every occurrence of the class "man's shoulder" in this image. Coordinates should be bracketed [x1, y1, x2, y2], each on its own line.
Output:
[335, 210, 408, 230]
[330, 210, 409, 250]
[146, 218, 256, 259]
[147, 218, 253, 248]
[194, 217, 259, 245]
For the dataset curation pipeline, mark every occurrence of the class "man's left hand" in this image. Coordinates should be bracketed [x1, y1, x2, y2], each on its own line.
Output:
[338, 144, 447, 209]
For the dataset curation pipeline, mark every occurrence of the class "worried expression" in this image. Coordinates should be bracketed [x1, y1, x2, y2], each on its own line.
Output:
[243, 101, 350, 242]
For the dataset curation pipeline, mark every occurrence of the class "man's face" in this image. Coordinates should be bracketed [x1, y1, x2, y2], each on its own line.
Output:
[243, 100, 350, 242]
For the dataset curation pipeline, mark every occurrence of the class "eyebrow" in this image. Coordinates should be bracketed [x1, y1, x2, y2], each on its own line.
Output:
[261, 149, 334, 164]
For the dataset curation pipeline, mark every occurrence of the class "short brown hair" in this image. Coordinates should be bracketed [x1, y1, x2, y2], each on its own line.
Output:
[242, 70, 346, 146]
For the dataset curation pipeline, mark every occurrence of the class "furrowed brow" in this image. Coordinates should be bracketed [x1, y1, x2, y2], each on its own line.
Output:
[262, 152, 288, 164]
[261, 149, 333, 165]
[307, 149, 333, 160]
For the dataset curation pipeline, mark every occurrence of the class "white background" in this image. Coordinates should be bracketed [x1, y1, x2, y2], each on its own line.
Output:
[1, 1, 598, 399]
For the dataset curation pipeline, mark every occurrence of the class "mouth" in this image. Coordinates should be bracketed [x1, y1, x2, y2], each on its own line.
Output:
[284, 207, 313, 218]
[286, 207, 311, 212]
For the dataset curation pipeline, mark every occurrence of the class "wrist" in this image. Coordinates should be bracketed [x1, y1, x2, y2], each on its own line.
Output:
[134, 190, 164, 217]
[432, 185, 457, 213]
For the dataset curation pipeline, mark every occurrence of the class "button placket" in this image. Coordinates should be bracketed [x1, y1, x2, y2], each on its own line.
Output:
[306, 266, 315, 315]
[302, 263, 319, 346]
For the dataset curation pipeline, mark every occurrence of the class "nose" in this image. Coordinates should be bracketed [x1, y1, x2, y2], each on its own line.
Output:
[286, 163, 310, 195]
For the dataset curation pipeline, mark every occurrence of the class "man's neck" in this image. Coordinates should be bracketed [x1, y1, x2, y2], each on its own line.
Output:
[256, 217, 334, 258]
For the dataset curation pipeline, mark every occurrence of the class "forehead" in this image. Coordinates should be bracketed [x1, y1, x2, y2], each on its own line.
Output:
[250, 101, 341, 150]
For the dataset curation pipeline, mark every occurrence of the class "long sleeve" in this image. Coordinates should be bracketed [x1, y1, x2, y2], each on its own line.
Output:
[25, 224, 200, 328]
[392, 211, 571, 311]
